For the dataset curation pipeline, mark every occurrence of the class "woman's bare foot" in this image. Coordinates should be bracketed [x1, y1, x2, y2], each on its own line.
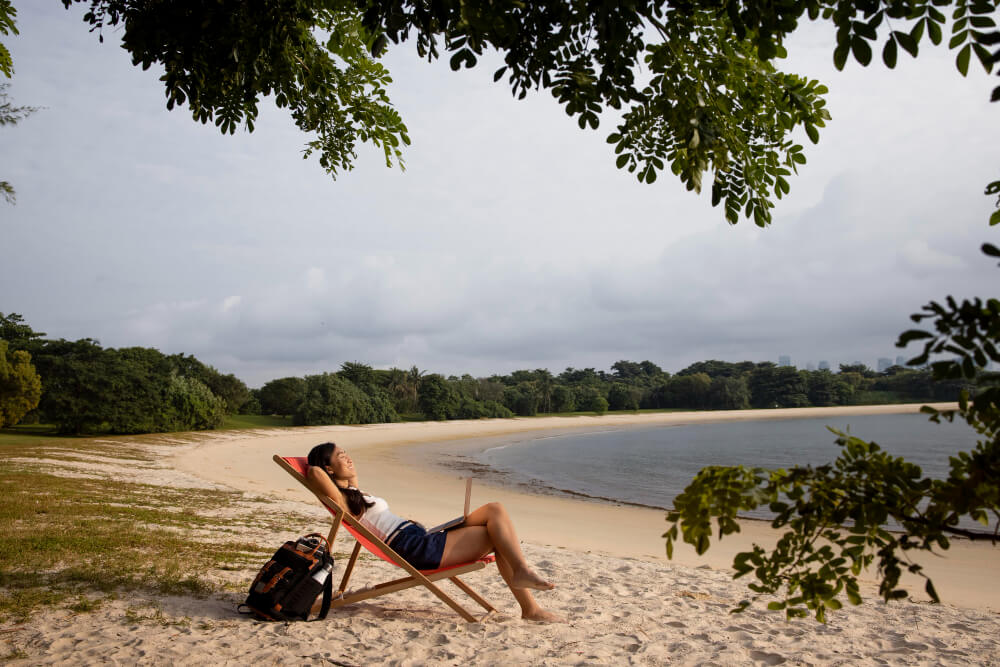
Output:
[522, 608, 566, 623]
[511, 567, 555, 591]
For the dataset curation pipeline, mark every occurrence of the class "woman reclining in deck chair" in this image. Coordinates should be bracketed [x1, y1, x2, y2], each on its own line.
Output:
[306, 442, 564, 623]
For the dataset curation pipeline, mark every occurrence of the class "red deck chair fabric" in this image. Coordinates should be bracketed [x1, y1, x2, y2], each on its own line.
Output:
[275, 455, 496, 622]
[281, 456, 494, 575]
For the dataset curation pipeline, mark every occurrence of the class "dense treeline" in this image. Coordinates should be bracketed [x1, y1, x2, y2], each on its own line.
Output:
[254, 358, 973, 424]
[1, 313, 249, 434]
[0, 312, 976, 434]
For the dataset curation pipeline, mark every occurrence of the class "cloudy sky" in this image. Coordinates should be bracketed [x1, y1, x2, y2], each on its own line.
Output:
[2, 4, 997, 387]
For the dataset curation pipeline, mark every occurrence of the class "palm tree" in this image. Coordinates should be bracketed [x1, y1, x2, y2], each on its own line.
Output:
[535, 369, 554, 414]
[387, 367, 409, 411]
[405, 366, 425, 413]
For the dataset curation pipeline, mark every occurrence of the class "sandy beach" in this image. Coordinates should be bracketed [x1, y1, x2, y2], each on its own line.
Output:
[7, 404, 1000, 665]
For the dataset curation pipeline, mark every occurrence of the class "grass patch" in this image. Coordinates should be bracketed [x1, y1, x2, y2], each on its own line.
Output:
[0, 424, 71, 447]
[219, 414, 295, 430]
[123, 601, 191, 627]
[0, 450, 280, 624]
[527, 408, 687, 418]
[0, 429, 163, 464]
[847, 391, 917, 405]
[68, 594, 109, 614]
[0, 414, 297, 446]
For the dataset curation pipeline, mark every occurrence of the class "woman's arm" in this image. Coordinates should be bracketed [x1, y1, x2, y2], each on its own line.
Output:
[307, 466, 351, 516]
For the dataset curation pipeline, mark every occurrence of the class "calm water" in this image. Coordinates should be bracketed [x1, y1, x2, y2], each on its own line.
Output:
[472, 413, 983, 529]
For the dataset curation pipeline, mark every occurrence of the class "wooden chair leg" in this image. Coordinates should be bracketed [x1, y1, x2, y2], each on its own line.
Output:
[331, 565, 488, 622]
[450, 576, 496, 612]
[338, 541, 362, 595]
[326, 512, 343, 545]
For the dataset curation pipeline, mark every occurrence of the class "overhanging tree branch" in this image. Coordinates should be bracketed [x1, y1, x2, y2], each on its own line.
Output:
[665, 245, 1000, 621]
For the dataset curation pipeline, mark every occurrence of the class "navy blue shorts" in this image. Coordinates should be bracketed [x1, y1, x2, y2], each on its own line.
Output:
[388, 523, 447, 570]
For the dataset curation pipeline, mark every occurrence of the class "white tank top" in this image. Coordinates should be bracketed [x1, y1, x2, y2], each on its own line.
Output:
[358, 493, 406, 541]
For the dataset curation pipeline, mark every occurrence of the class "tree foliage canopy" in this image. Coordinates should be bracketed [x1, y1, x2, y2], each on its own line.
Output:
[0, 316, 233, 434]
[63, 0, 410, 177]
[41, 0, 997, 224]
[21, 339, 227, 434]
[0, 312, 43, 346]
[258, 376, 308, 416]
[0, 1, 15, 78]
[0, 339, 41, 427]
[2, 2, 38, 204]
[293, 372, 400, 425]
[0, 82, 37, 204]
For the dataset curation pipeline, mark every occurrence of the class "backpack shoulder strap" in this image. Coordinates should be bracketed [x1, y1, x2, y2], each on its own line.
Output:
[312, 566, 334, 620]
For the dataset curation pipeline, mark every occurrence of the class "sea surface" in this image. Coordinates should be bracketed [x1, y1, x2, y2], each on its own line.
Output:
[424, 413, 987, 532]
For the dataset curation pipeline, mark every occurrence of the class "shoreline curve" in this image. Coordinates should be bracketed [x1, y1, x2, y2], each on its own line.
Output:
[170, 402, 999, 611]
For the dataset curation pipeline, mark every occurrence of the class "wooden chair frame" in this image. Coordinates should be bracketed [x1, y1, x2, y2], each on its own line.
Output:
[273, 455, 496, 623]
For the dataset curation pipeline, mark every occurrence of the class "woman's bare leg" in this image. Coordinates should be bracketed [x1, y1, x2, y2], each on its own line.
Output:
[440, 503, 563, 622]
[493, 550, 563, 622]
[441, 502, 552, 589]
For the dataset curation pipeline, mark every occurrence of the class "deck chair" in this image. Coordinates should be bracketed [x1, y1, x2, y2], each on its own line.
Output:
[274, 455, 496, 623]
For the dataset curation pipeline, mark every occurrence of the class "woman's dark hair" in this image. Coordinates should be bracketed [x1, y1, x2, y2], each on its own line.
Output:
[307, 442, 374, 517]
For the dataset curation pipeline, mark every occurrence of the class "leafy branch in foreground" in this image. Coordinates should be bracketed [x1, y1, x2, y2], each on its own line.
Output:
[63, 0, 410, 177]
[987, 179, 1000, 226]
[354, 0, 999, 225]
[0, 0, 15, 79]
[1, 2, 39, 205]
[0, 83, 38, 204]
[664, 243, 1000, 621]
[52, 0, 997, 226]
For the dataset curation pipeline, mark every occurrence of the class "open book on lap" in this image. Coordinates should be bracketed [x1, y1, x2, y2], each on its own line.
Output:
[427, 478, 473, 534]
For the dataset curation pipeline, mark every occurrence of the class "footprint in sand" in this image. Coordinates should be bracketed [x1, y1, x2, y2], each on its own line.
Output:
[750, 650, 787, 665]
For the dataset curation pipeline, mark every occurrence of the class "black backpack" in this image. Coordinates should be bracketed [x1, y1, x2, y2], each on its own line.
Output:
[240, 533, 335, 621]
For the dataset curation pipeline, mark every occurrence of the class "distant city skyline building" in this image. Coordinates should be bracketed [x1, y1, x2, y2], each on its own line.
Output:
[778, 355, 791, 367]
[797, 356, 913, 373]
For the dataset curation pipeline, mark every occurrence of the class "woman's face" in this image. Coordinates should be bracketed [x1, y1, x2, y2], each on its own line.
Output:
[327, 446, 355, 480]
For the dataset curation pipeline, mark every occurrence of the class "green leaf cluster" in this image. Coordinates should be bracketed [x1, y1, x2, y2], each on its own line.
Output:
[0, 340, 41, 428]
[988, 180, 1000, 226]
[64, 0, 410, 176]
[0, 319, 242, 434]
[0, 83, 38, 205]
[0, 0, 15, 79]
[418, 373, 463, 420]
[293, 371, 401, 425]
[258, 376, 308, 417]
[607, 13, 828, 227]
[25, 341, 228, 434]
[47, 1, 1000, 225]
[352, 0, 995, 226]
